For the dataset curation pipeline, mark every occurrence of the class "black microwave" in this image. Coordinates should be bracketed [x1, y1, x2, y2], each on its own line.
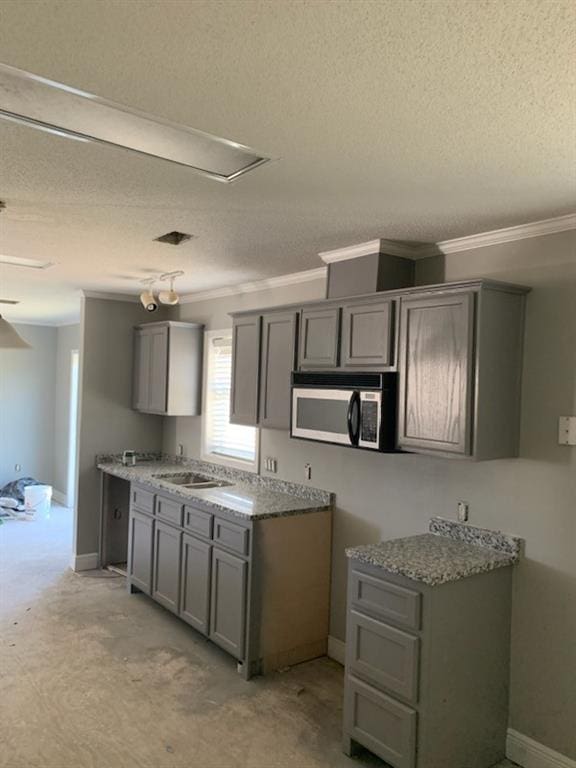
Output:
[290, 371, 398, 451]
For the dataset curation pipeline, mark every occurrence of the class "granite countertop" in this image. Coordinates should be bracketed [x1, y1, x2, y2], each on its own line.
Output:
[97, 456, 332, 521]
[346, 518, 523, 586]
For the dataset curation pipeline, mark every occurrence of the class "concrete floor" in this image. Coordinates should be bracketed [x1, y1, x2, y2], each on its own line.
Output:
[0, 506, 517, 768]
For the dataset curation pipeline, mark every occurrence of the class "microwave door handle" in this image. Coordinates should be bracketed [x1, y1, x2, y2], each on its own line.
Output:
[347, 391, 361, 446]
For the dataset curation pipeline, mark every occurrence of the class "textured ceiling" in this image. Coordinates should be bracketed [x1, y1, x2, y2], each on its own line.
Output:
[0, 0, 575, 323]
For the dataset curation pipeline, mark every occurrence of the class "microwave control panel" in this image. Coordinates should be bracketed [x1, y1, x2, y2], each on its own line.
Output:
[360, 399, 379, 444]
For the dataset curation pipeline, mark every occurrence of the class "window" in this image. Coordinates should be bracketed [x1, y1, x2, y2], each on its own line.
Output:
[202, 329, 258, 471]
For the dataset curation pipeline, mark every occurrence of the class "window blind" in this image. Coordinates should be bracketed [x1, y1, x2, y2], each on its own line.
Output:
[204, 333, 256, 463]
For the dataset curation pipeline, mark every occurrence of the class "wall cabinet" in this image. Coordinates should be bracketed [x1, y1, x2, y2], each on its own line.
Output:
[298, 306, 341, 369]
[340, 298, 395, 370]
[343, 559, 513, 768]
[230, 315, 261, 426]
[132, 321, 203, 416]
[127, 484, 331, 679]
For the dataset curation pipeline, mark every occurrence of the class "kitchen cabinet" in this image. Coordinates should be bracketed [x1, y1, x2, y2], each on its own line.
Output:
[127, 509, 154, 594]
[180, 533, 212, 635]
[259, 311, 298, 428]
[397, 284, 527, 459]
[210, 547, 248, 659]
[343, 559, 513, 768]
[230, 315, 261, 426]
[298, 306, 341, 369]
[340, 298, 395, 369]
[152, 520, 182, 614]
[126, 482, 331, 679]
[132, 321, 203, 416]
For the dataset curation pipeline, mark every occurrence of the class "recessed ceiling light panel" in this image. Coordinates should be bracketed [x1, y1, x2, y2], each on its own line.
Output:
[0, 254, 54, 269]
[0, 62, 270, 181]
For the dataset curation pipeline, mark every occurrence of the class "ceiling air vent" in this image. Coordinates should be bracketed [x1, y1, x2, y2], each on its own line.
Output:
[154, 231, 193, 246]
[0, 299, 20, 305]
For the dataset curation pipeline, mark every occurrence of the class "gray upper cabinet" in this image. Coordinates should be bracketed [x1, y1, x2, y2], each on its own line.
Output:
[230, 315, 261, 426]
[133, 321, 203, 416]
[341, 299, 395, 369]
[259, 311, 298, 429]
[398, 292, 474, 455]
[298, 306, 341, 369]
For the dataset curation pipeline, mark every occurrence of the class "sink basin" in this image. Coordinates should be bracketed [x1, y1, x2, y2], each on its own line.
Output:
[152, 472, 232, 490]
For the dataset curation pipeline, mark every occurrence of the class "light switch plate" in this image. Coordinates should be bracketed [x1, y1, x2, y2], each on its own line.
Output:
[558, 416, 576, 445]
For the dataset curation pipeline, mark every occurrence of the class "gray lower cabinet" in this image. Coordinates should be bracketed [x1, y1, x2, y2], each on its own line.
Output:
[210, 547, 248, 659]
[341, 298, 395, 369]
[343, 560, 513, 768]
[230, 315, 261, 425]
[180, 533, 212, 635]
[152, 520, 182, 614]
[126, 482, 332, 680]
[298, 306, 341, 368]
[127, 508, 154, 594]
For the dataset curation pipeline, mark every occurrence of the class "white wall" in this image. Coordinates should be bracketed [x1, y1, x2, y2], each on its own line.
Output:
[164, 229, 576, 759]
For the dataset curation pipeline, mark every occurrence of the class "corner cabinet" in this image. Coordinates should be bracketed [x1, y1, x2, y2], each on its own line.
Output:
[133, 321, 203, 416]
[397, 284, 527, 459]
[127, 483, 332, 679]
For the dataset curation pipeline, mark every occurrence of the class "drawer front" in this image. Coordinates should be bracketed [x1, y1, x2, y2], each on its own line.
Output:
[131, 485, 155, 515]
[156, 495, 183, 527]
[213, 518, 250, 556]
[184, 505, 213, 539]
[347, 610, 419, 704]
[345, 675, 416, 768]
[351, 568, 421, 631]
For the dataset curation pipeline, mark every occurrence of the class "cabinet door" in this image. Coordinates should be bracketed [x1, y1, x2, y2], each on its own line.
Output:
[180, 533, 212, 635]
[298, 307, 340, 369]
[341, 299, 394, 369]
[209, 547, 248, 660]
[148, 326, 169, 413]
[230, 315, 261, 426]
[152, 520, 182, 614]
[259, 311, 297, 429]
[133, 329, 151, 410]
[398, 292, 475, 455]
[128, 510, 154, 594]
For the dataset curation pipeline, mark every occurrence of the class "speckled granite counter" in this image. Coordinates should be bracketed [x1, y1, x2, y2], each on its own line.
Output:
[346, 518, 523, 586]
[97, 455, 333, 521]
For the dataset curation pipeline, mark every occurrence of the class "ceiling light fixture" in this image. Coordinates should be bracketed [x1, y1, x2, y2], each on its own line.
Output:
[0, 314, 31, 349]
[0, 254, 54, 269]
[139, 279, 159, 313]
[158, 271, 183, 306]
[0, 62, 271, 182]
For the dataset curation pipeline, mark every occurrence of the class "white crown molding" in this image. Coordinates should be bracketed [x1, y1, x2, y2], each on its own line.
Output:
[433, 213, 576, 256]
[179, 266, 327, 305]
[319, 239, 426, 263]
[319, 214, 576, 263]
[507, 729, 576, 768]
[82, 290, 140, 302]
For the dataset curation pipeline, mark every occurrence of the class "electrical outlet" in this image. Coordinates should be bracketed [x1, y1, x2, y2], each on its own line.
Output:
[304, 463, 312, 481]
[558, 416, 576, 446]
[457, 501, 469, 522]
[264, 457, 278, 473]
[14, 464, 21, 472]
[178, 443, 185, 457]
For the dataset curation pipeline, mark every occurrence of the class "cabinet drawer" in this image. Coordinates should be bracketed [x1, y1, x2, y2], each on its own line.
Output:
[345, 675, 416, 768]
[213, 518, 250, 556]
[347, 610, 419, 704]
[184, 505, 213, 539]
[131, 486, 155, 515]
[351, 568, 421, 631]
[156, 496, 183, 527]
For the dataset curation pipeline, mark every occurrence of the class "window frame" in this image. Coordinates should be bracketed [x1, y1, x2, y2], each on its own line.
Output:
[200, 328, 260, 473]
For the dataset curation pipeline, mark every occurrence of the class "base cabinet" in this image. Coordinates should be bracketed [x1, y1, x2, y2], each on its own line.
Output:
[126, 484, 332, 679]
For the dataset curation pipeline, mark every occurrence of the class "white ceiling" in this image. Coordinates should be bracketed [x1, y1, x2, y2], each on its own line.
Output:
[0, 0, 575, 324]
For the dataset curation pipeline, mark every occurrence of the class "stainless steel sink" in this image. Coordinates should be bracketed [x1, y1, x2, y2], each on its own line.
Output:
[152, 472, 232, 490]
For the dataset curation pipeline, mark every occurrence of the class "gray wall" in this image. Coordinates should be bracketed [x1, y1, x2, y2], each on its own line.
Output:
[0, 324, 58, 488]
[164, 230, 576, 758]
[74, 297, 166, 558]
[53, 324, 81, 500]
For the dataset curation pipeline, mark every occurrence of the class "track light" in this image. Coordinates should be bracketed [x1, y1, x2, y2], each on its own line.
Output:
[158, 274, 180, 306]
[140, 287, 158, 313]
[138, 271, 183, 311]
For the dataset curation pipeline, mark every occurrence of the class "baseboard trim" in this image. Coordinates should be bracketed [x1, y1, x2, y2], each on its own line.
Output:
[71, 552, 99, 572]
[507, 730, 576, 768]
[327, 635, 346, 665]
[52, 489, 67, 506]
